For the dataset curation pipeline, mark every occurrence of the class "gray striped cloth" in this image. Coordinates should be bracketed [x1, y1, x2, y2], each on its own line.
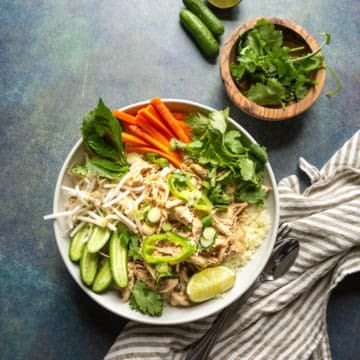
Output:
[105, 130, 360, 360]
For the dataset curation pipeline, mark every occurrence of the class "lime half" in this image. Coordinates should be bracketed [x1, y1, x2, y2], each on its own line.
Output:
[208, 0, 241, 9]
[187, 266, 236, 303]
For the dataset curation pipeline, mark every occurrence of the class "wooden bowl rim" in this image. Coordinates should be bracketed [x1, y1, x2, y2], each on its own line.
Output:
[220, 17, 326, 121]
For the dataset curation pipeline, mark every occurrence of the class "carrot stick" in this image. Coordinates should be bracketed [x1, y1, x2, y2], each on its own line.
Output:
[150, 97, 190, 143]
[177, 120, 192, 139]
[171, 112, 188, 121]
[135, 113, 171, 147]
[112, 109, 137, 125]
[126, 146, 182, 168]
[127, 125, 173, 156]
[138, 105, 175, 140]
[122, 132, 149, 147]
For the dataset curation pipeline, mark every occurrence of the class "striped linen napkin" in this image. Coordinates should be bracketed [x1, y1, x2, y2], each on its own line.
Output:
[104, 130, 360, 360]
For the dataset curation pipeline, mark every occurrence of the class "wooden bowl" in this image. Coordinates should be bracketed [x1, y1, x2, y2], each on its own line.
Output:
[220, 17, 326, 121]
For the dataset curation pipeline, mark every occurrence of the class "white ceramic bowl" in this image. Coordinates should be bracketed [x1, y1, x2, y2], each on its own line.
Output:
[52, 99, 279, 325]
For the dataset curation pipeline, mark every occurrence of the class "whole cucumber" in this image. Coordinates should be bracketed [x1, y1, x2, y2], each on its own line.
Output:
[180, 9, 219, 58]
[183, 0, 224, 36]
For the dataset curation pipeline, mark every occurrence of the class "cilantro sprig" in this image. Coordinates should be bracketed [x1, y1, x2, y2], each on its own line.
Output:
[179, 108, 268, 206]
[129, 280, 163, 317]
[230, 19, 342, 108]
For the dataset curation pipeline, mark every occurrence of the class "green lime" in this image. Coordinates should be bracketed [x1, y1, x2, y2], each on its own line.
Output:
[208, 0, 241, 9]
[187, 266, 236, 303]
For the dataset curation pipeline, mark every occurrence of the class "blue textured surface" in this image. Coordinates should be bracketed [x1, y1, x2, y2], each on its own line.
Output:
[0, 1, 359, 359]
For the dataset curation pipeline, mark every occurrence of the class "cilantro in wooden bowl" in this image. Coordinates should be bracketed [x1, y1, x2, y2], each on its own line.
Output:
[220, 17, 330, 121]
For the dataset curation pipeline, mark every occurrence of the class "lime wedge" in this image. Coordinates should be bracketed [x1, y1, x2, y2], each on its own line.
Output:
[187, 266, 236, 303]
[208, 0, 241, 9]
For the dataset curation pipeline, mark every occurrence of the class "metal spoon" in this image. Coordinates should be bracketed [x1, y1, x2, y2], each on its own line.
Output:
[185, 239, 300, 360]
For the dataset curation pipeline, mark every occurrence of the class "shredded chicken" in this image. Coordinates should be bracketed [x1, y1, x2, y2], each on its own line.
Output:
[48, 152, 254, 308]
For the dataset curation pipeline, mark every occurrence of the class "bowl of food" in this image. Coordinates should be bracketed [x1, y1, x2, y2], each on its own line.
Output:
[220, 17, 327, 121]
[46, 97, 279, 325]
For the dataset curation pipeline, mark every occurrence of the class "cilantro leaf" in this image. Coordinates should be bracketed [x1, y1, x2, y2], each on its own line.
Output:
[230, 62, 246, 81]
[208, 184, 232, 206]
[255, 19, 283, 50]
[185, 112, 210, 135]
[184, 109, 269, 206]
[128, 234, 141, 261]
[236, 183, 267, 205]
[237, 157, 255, 181]
[249, 143, 268, 164]
[129, 280, 163, 317]
[229, 19, 339, 107]
[224, 130, 245, 155]
[208, 108, 228, 134]
[247, 78, 286, 106]
[115, 223, 141, 261]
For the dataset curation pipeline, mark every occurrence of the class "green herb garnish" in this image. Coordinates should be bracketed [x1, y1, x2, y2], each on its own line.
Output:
[74, 98, 129, 179]
[181, 108, 268, 205]
[129, 280, 163, 317]
[230, 18, 342, 108]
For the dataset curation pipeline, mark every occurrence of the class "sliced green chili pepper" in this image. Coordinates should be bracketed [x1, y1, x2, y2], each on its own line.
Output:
[141, 232, 196, 264]
[167, 171, 193, 202]
[167, 171, 213, 212]
[193, 193, 213, 212]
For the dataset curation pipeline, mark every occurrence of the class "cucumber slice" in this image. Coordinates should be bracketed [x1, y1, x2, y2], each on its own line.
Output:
[200, 226, 217, 249]
[80, 243, 99, 286]
[87, 225, 111, 253]
[92, 259, 112, 293]
[69, 225, 90, 262]
[109, 231, 128, 288]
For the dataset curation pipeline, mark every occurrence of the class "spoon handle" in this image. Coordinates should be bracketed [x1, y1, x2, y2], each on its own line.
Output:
[185, 277, 262, 360]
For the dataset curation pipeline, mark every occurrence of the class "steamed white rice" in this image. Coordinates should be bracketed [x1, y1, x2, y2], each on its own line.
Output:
[226, 204, 270, 269]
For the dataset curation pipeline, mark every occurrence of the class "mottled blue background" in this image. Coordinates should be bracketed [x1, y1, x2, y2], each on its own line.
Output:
[0, 1, 359, 359]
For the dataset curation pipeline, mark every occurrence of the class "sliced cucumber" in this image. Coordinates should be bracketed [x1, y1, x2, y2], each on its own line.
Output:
[109, 231, 128, 288]
[200, 226, 217, 249]
[80, 243, 99, 286]
[87, 225, 111, 253]
[92, 259, 112, 293]
[69, 224, 90, 262]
